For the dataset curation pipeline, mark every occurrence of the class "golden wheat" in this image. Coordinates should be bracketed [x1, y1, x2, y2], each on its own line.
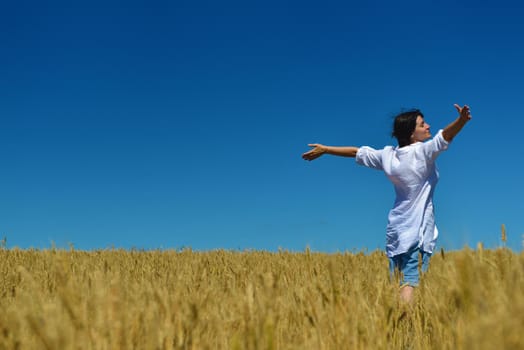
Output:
[0, 247, 523, 349]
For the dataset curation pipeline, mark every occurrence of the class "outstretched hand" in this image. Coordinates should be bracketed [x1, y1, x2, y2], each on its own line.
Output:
[302, 144, 327, 161]
[454, 104, 472, 120]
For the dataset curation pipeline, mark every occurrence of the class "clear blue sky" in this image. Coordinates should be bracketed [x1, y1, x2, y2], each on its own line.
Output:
[1, 0, 523, 252]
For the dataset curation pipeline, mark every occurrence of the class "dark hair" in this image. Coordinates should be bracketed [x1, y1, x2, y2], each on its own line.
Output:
[392, 109, 423, 147]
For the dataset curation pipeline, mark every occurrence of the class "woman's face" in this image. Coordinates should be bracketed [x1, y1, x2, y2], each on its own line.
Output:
[411, 115, 431, 143]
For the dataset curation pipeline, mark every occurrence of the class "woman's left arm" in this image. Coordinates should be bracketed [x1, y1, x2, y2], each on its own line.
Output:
[442, 104, 472, 142]
[302, 144, 359, 161]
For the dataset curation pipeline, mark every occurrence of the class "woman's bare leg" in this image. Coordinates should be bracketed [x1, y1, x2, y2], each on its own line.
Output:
[400, 285, 414, 303]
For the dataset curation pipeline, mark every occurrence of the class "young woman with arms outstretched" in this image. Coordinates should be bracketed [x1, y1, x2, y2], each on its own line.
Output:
[302, 104, 472, 303]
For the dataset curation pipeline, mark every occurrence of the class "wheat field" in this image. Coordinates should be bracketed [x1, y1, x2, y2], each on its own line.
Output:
[0, 246, 523, 349]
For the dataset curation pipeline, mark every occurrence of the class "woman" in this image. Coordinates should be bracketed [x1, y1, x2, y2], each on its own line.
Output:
[302, 104, 471, 303]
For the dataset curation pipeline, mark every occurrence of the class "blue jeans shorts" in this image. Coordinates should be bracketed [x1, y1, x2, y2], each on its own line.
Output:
[389, 247, 431, 287]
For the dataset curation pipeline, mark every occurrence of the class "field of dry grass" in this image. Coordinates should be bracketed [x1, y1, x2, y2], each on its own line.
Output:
[0, 246, 523, 349]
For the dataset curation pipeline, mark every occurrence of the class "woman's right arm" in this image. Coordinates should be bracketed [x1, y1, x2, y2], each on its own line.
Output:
[302, 144, 359, 161]
[442, 104, 472, 142]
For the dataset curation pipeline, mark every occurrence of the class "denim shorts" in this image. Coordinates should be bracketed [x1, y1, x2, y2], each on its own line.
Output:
[389, 246, 431, 287]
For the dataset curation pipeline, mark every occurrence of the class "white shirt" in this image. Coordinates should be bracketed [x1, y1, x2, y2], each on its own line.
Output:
[355, 130, 449, 257]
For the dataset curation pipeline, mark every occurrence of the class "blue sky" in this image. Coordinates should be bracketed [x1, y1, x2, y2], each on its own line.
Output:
[1, 0, 523, 251]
